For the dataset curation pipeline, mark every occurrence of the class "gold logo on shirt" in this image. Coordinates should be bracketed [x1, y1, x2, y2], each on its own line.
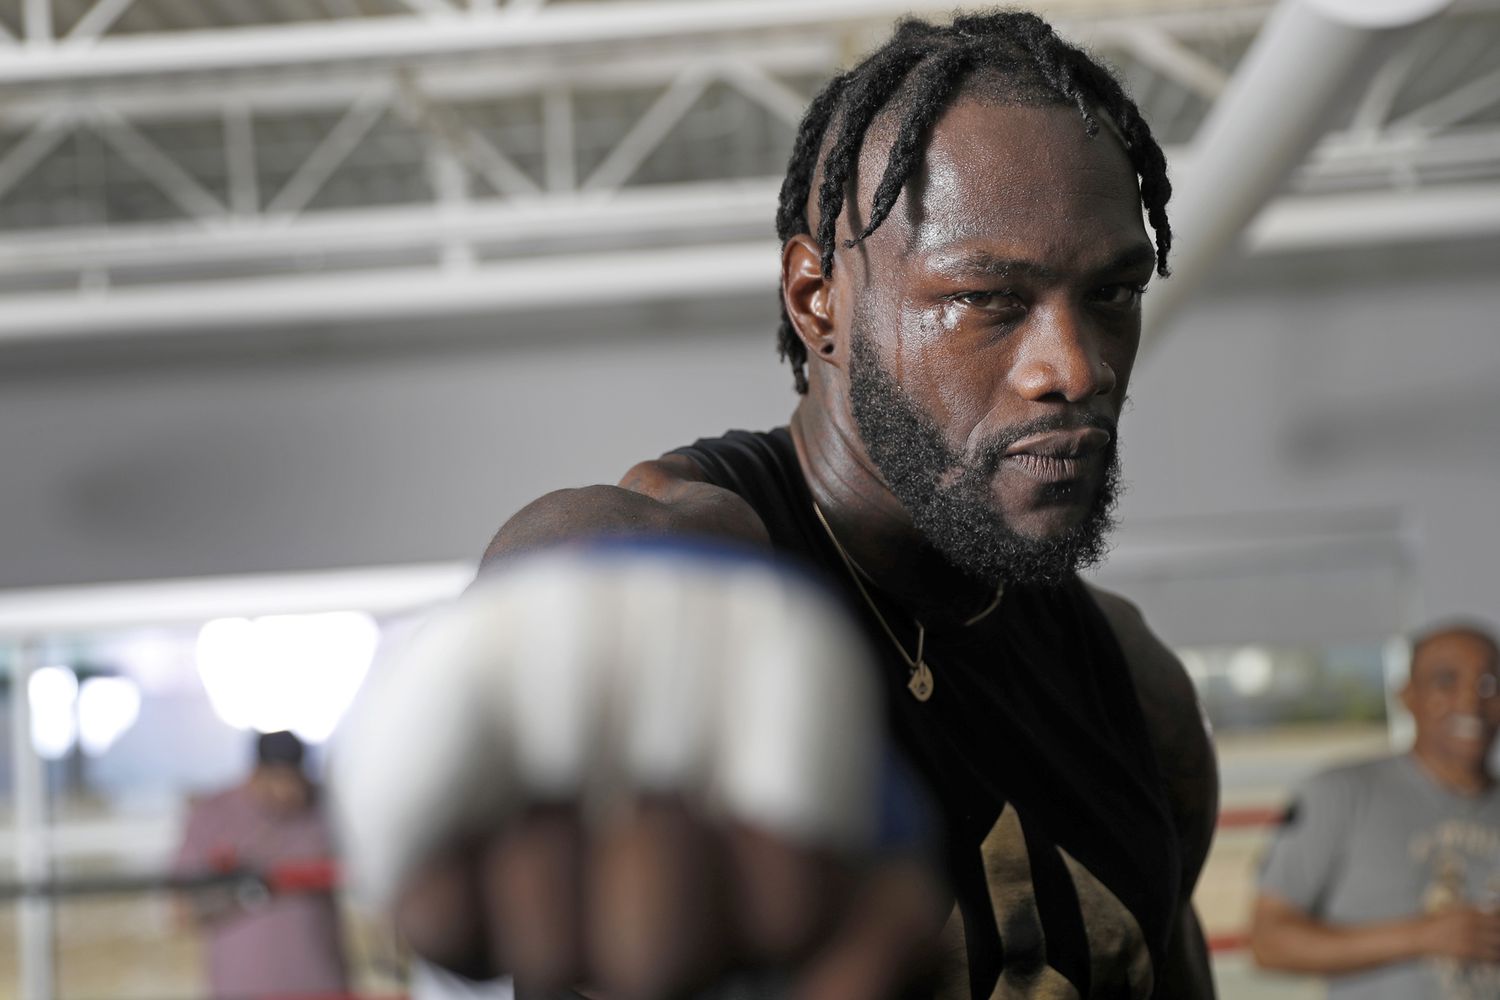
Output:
[933, 805, 1154, 999]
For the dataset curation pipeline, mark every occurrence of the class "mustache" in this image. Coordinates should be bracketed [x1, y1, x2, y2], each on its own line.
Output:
[972, 412, 1119, 473]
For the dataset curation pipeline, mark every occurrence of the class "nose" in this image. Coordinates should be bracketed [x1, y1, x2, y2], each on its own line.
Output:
[1009, 304, 1117, 403]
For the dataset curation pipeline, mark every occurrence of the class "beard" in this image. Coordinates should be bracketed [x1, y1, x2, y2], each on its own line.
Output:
[847, 327, 1122, 588]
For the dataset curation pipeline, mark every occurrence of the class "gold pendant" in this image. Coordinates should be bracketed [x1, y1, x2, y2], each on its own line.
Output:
[908, 659, 934, 702]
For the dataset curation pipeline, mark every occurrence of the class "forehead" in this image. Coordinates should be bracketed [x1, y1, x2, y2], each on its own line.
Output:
[856, 98, 1147, 262]
[1412, 631, 1500, 676]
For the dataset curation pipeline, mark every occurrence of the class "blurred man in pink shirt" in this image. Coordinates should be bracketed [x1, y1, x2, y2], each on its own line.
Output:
[175, 730, 349, 999]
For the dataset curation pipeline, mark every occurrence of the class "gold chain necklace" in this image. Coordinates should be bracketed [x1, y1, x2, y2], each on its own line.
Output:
[811, 500, 1003, 702]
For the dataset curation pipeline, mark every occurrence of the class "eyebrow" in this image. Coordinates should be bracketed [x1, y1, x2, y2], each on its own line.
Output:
[925, 243, 1158, 281]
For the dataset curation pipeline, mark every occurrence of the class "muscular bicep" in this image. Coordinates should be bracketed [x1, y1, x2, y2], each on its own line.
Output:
[480, 456, 769, 569]
[1088, 586, 1219, 888]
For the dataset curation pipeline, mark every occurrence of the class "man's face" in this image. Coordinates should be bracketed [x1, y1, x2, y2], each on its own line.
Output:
[1403, 631, 1500, 773]
[258, 763, 313, 812]
[837, 100, 1153, 585]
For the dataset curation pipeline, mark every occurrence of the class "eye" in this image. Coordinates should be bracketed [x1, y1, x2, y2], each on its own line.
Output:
[953, 290, 1022, 311]
[1092, 282, 1148, 308]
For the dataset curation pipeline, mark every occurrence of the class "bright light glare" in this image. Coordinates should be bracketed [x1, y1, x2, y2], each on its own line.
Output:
[78, 677, 143, 757]
[1228, 646, 1276, 697]
[195, 611, 380, 744]
[29, 665, 79, 760]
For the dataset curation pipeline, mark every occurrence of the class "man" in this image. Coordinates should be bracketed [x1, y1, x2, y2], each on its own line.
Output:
[1251, 623, 1500, 999]
[175, 731, 349, 1000]
[349, 11, 1218, 999]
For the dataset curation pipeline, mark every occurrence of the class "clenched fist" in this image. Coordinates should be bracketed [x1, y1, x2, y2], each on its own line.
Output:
[333, 542, 947, 999]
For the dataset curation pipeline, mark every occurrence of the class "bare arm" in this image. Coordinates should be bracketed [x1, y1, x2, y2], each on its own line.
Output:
[1089, 586, 1220, 997]
[481, 455, 769, 568]
[1251, 893, 1500, 974]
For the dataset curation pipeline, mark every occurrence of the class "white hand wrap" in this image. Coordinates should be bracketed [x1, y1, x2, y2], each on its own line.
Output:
[332, 542, 882, 906]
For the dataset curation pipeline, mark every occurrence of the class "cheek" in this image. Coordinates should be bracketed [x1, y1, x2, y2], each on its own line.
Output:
[884, 299, 943, 370]
[890, 302, 997, 432]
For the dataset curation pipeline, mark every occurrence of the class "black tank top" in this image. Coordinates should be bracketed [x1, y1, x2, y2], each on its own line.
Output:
[671, 428, 1181, 1000]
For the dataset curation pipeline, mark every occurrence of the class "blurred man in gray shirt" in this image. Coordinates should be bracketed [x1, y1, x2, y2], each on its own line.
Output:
[1251, 623, 1500, 999]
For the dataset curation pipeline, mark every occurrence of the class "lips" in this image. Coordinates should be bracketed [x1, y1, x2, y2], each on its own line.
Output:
[1449, 715, 1487, 740]
[1001, 427, 1112, 483]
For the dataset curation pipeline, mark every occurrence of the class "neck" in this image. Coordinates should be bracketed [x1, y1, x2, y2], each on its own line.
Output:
[789, 398, 1001, 626]
[1410, 746, 1493, 796]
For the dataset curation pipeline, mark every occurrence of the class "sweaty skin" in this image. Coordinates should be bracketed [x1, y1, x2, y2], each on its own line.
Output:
[463, 98, 1218, 997]
[782, 101, 1153, 622]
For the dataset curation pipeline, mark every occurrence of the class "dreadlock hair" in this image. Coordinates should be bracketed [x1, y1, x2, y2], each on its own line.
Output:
[774, 10, 1173, 394]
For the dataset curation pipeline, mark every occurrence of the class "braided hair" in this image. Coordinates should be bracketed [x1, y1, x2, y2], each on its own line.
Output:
[775, 11, 1172, 393]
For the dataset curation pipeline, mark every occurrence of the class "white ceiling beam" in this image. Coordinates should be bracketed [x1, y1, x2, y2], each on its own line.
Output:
[583, 65, 715, 191]
[0, 39, 838, 125]
[396, 0, 462, 18]
[0, 240, 782, 343]
[1245, 181, 1500, 251]
[543, 87, 576, 192]
[0, 111, 73, 202]
[23, 0, 52, 46]
[1115, 23, 1228, 99]
[719, 59, 811, 127]
[1303, 124, 1500, 181]
[1388, 65, 1500, 132]
[0, 0, 1269, 90]
[2, 182, 1496, 343]
[454, 128, 543, 199]
[395, 80, 542, 198]
[0, 181, 779, 276]
[63, 0, 137, 45]
[90, 109, 228, 220]
[264, 87, 391, 218]
[222, 102, 259, 216]
[1347, 27, 1438, 133]
[3, 112, 1498, 279]
[423, 140, 476, 272]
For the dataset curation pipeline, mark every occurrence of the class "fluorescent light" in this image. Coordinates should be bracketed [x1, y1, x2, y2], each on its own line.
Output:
[77, 677, 143, 757]
[29, 665, 79, 760]
[195, 611, 380, 744]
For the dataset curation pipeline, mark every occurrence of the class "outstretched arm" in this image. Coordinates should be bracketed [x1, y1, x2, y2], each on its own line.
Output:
[350, 453, 948, 998]
[481, 455, 769, 568]
[1251, 893, 1500, 974]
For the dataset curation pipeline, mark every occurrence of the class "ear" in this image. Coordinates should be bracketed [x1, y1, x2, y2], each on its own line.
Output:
[781, 234, 843, 368]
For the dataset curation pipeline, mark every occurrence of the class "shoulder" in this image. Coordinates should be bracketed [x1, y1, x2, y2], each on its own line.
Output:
[1085, 584, 1208, 745]
[193, 786, 243, 815]
[1086, 584, 1220, 883]
[481, 451, 769, 567]
[1262, 759, 1394, 869]
[1291, 756, 1401, 806]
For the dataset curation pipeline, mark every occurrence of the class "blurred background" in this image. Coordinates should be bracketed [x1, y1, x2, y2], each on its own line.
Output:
[0, 0, 1498, 997]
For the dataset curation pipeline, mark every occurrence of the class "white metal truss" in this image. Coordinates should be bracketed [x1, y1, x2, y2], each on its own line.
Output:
[0, 0, 1497, 344]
